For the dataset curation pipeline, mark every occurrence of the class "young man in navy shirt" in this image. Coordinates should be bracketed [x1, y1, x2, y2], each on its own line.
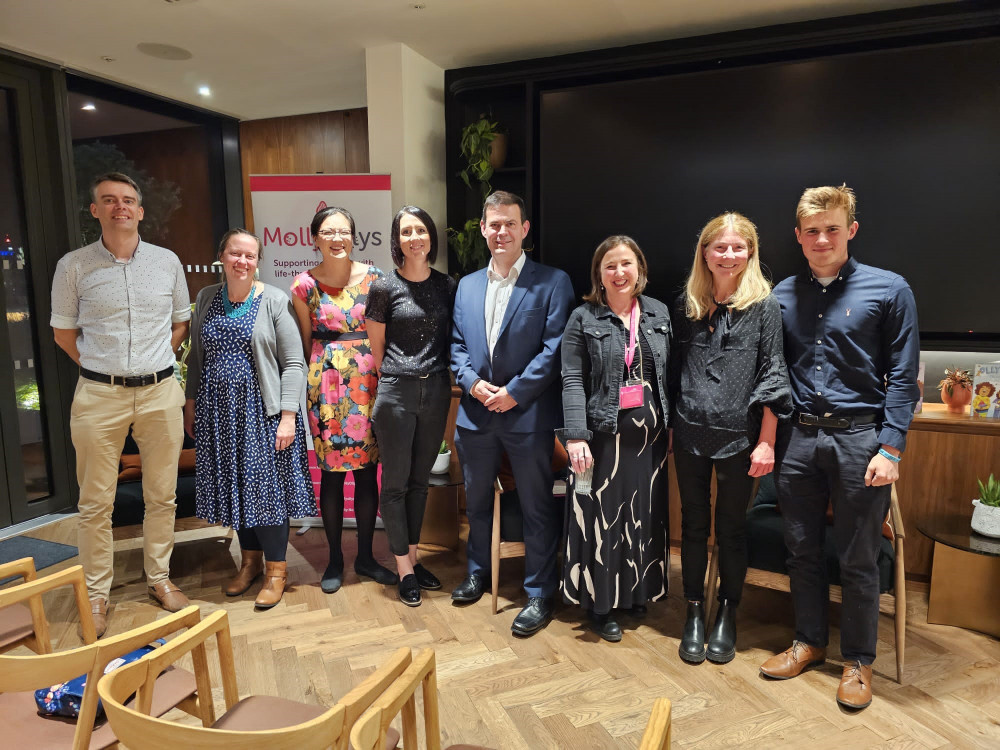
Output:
[760, 185, 919, 709]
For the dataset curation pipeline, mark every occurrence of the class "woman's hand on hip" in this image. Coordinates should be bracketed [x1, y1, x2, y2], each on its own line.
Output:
[276, 412, 297, 451]
[566, 439, 593, 475]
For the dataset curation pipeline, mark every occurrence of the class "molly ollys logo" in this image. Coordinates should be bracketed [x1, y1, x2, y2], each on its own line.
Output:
[261, 200, 383, 253]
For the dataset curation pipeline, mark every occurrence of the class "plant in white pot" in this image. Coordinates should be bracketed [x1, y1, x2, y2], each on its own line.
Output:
[431, 440, 451, 474]
[971, 473, 1000, 538]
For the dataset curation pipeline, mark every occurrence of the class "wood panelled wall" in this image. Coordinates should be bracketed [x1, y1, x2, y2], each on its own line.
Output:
[238, 108, 369, 234]
[82, 126, 218, 298]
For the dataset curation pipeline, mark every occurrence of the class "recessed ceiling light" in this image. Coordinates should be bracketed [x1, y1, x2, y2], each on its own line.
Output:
[412, 3, 425, 8]
[198, 86, 211, 97]
[100, 56, 116, 62]
[81, 103, 97, 111]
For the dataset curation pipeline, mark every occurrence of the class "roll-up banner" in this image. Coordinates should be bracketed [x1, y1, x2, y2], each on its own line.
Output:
[249, 174, 393, 523]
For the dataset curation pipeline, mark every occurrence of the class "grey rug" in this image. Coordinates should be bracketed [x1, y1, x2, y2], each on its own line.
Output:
[0, 536, 78, 584]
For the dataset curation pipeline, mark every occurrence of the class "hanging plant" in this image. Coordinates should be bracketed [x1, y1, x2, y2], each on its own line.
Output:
[458, 116, 502, 200]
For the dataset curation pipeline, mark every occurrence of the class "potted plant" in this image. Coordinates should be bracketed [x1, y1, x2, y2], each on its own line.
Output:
[972, 474, 1000, 538]
[431, 440, 451, 474]
[447, 218, 490, 277]
[938, 366, 974, 413]
[458, 116, 505, 199]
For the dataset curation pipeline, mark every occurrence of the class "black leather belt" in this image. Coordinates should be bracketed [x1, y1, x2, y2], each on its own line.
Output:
[312, 330, 368, 342]
[797, 412, 878, 429]
[80, 366, 174, 388]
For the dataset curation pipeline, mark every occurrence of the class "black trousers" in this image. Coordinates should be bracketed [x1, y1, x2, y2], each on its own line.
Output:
[371, 372, 451, 556]
[675, 448, 753, 604]
[236, 520, 290, 562]
[775, 422, 890, 665]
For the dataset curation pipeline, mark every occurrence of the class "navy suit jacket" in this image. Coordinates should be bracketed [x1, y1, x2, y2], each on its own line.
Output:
[451, 255, 575, 433]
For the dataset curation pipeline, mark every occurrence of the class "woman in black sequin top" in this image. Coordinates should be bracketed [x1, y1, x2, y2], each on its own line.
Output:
[366, 206, 457, 607]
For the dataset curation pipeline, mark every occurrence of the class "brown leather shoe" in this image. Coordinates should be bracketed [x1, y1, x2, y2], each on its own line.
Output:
[225, 549, 264, 596]
[85, 597, 108, 639]
[759, 640, 827, 679]
[148, 579, 190, 612]
[255, 561, 287, 609]
[837, 661, 873, 709]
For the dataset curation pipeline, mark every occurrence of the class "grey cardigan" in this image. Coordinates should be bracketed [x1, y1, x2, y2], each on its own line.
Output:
[185, 283, 305, 416]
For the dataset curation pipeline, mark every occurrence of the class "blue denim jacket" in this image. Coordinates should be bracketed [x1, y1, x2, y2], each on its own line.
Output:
[558, 295, 672, 441]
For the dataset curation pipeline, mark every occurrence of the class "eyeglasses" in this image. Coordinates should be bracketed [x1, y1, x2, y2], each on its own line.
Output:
[317, 229, 353, 239]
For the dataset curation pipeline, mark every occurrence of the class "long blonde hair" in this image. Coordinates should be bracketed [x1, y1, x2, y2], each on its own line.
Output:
[685, 212, 771, 320]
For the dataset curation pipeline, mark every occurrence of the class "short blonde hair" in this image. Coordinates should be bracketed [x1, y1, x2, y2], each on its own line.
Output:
[582, 235, 648, 306]
[796, 183, 857, 227]
[684, 212, 771, 321]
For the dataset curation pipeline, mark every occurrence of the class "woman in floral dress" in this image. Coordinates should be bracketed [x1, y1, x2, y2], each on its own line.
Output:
[292, 206, 396, 593]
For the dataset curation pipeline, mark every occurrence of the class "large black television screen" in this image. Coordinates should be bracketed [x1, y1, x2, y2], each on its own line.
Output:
[538, 37, 1000, 343]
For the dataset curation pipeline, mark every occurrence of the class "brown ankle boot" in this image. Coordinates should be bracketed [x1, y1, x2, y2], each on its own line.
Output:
[255, 561, 287, 609]
[225, 549, 264, 596]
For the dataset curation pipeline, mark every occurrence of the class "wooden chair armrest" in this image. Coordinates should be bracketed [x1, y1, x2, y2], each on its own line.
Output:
[0, 556, 38, 584]
[0, 565, 92, 645]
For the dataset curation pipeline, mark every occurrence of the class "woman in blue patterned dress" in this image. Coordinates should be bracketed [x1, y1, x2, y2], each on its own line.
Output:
[291, 206, 396, 594]
[184, 229, 314, 609]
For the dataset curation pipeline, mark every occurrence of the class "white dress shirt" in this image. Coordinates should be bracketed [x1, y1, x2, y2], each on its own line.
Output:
[50, 238, 191, 376]
[484, 251, 526, 358]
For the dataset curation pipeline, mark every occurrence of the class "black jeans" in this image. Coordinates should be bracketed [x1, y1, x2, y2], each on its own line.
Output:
[675, 448, 753, 604]
[775, 422, 890, 665]
[372, 372, 451, 556]
[236, 520, 290, 562]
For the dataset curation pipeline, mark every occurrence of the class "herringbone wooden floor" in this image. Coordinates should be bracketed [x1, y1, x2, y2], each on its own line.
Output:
[11, 516, 1000, 748]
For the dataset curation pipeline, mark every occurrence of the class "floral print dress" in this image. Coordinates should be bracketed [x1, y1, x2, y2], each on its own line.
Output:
[291, 267, 383, 471]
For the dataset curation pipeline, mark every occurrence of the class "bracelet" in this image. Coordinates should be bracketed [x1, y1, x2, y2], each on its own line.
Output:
[878, 448, 901, 463]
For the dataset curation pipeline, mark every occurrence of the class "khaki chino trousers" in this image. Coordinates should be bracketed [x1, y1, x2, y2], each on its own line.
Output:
[70, 375, 185, 600]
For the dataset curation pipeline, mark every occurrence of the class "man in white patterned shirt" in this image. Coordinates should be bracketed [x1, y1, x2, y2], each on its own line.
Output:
[51, 172, 191, 636]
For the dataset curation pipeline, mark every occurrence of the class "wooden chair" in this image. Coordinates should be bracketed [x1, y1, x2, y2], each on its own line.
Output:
[638, 697, 673, 749]
[98, 608, 410, 750]
[0, 556, 51, 654]
[0, 563, 202, 749]
[350, 648, 492, 750]
[489, 440, 568, 615]
[705, 480, 907, 683]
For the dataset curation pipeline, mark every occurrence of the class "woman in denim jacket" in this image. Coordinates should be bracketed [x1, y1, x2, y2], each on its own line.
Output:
[559, 235, 672, 642]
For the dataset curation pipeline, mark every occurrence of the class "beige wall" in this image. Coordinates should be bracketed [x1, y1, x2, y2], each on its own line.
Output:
[366, 43, 447, 272]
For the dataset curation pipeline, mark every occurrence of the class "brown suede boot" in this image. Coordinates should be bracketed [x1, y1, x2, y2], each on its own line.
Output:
[225, 549, 264, 596]
[255, 561, 287, 609]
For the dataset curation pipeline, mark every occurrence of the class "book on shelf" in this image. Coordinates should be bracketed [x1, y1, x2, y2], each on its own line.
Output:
[970, 363, 1000, 419]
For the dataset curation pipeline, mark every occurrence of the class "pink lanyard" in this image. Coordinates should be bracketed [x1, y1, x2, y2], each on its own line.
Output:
[624, 299, 639, 372]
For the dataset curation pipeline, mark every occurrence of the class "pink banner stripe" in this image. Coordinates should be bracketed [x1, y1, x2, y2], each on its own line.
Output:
[249, 174, 391, 191]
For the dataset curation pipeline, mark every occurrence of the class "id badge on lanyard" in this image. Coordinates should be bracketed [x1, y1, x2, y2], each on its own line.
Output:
[619, 299, 644, 410]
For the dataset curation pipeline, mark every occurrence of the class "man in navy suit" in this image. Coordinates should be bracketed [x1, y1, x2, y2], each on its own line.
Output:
[451, 190, 575, 636]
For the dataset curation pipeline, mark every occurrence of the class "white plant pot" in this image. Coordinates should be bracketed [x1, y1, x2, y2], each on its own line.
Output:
[971, 498, 1000, 538]
[431, 450, 451, 474]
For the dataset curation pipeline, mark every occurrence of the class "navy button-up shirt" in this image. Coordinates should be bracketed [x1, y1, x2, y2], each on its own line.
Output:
[772, 256, 920, 452]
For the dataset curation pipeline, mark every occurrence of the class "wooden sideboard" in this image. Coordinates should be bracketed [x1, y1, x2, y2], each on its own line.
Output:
[897, 404, 1000, 579]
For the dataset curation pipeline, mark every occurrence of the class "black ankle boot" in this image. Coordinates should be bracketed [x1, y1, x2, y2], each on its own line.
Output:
[706, 599, 737, 664]
[679, 600, 707, 663]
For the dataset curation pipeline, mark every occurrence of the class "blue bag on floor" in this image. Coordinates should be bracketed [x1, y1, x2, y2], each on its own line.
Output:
[34, 638, 166, 720]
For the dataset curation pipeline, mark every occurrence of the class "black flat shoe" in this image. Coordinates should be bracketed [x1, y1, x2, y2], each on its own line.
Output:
[451, 573, 486, 603]
[354, 558, 399, 585]
[679, 600, 707, 664]
[320, 563, 343, 594]
[413, 563, 442, 590]
[589, 611, 622, 642]
[706, 600, 737, 664]
[398, 574, 421, 607]
[511, 597, 553, 636]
